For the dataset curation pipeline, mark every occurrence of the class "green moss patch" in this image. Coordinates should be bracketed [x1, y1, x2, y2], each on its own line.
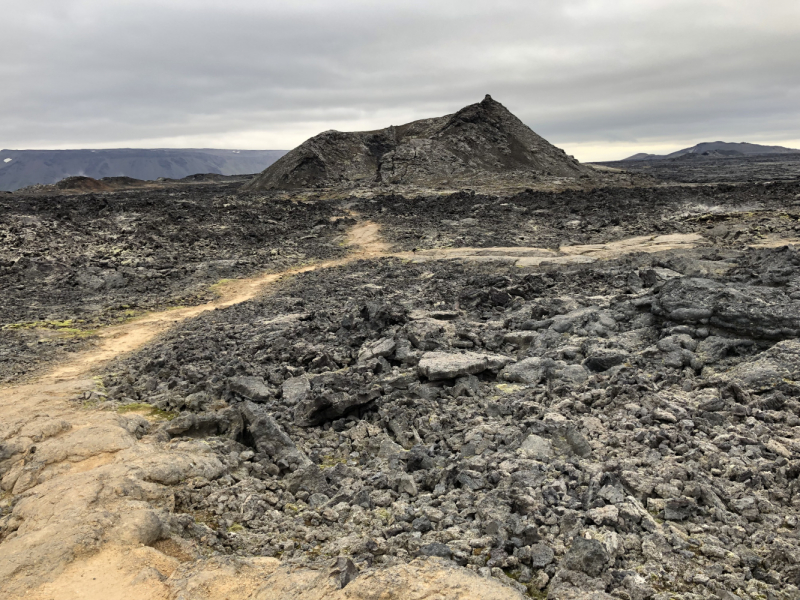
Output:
[118, 402, 177, 421]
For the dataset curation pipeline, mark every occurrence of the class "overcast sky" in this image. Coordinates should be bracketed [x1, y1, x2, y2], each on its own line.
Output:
[2, 0, 799, 161]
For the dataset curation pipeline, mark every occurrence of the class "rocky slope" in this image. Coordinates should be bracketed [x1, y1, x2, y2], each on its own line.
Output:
[244, 96, 594, 191]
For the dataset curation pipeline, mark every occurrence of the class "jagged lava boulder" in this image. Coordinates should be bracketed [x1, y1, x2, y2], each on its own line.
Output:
[244, 95, 594, 190]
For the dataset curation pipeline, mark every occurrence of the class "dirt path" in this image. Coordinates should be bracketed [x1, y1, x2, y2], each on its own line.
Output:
[345, 220, 392, 256]
[0, 220, 385, 483]
[0, 220, 715, 599]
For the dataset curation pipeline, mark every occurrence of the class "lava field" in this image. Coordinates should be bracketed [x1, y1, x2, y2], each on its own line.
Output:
[3, 171, 800, 600]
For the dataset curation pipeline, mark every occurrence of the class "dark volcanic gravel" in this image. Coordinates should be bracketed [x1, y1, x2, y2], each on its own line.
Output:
[5, 163, 800, 599]
[96, 239, 800, 599]
[0, 182, 350, 381]
[5, 179, 800, 388]
[352, 181, 800, 251]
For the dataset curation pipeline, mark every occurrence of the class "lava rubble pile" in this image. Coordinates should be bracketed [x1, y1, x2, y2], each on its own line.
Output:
[95, 243, 800, 600]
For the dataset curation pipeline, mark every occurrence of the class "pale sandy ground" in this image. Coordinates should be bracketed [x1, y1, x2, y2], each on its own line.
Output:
[396, 232, 704, 266]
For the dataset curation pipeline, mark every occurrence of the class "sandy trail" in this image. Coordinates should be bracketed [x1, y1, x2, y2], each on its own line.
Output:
[0, 220, 713, 600]
[344, 220, 391, 256]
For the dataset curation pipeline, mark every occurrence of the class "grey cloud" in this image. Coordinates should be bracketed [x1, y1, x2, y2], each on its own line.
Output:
[1, 0, 799, 159]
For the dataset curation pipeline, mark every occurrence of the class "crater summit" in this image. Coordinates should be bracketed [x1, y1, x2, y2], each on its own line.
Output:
[244, 95, 593, 191]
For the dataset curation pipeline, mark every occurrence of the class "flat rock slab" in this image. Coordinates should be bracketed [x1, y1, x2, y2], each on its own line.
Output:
[229, 376, 271, 402]
[418, 351, 512, 380]
[559, 233, 703, 258]
[520, 434, 553, 460]
[399, 233, 703, 268]
[282, 375, 311, 405]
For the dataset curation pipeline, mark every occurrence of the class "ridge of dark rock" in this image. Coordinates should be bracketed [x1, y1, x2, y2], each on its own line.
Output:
[244, 96, 593, 190]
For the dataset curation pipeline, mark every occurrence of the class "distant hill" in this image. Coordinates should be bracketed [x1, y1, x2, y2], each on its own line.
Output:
[0, 148, 287, 191]
[622, 141, 800, 161]
[244, 95, 593, 191]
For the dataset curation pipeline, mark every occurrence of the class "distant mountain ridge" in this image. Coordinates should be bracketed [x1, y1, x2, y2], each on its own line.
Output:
[623, 141, 800, 161]
[0, 148, 287, 191]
